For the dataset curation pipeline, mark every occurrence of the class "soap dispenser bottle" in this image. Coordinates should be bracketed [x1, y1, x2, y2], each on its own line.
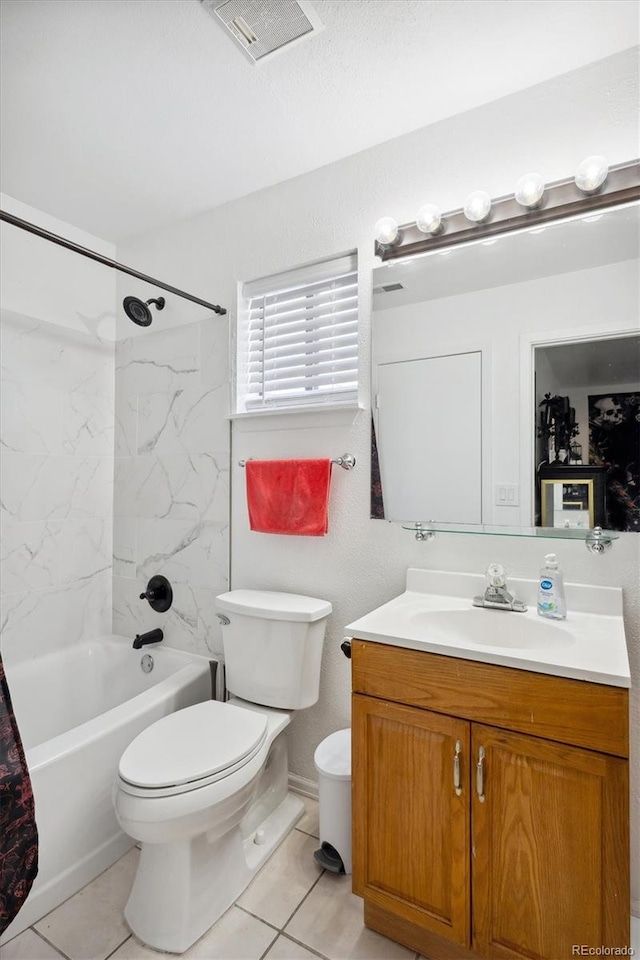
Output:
[537, 554, 566, 620]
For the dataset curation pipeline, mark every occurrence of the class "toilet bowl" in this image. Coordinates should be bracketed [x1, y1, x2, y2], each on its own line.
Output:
[113, 589, 331, 954]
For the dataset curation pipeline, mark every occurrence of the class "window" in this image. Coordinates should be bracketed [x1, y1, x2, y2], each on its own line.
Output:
[236, 254, 358, 413]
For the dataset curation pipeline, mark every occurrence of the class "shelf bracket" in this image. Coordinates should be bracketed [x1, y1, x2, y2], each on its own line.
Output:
[414, 523, 435, 542]
[585, 526, 614, 555]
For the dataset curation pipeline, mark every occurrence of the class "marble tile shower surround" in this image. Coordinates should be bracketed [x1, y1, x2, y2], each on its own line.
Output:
[112, 316, 230, 659]
[1, 308, 230, 667]
[0, 310, 114, 665]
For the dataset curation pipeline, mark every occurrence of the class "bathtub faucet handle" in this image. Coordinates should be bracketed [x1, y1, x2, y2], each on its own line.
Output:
[139, 575, 173, 613]
[133, 628, 164, 650]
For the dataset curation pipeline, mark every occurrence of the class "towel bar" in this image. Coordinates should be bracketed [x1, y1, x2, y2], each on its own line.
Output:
[239, 453, 356, 471]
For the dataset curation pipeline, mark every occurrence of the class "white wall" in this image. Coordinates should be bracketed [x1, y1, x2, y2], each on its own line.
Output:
[118, 50, 640, 911]
[0, 193, 117, 340]
[0, 200, 116, 666]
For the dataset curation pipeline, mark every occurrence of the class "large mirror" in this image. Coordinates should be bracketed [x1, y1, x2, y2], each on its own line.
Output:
[371, 201, 640, 534]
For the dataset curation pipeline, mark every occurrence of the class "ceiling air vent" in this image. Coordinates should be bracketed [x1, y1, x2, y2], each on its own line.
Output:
[200, 0, 324, 64]
[373, 283, 406, 294]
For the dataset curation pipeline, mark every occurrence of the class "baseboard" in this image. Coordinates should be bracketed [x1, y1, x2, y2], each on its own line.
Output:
[288, 773, 318, 800]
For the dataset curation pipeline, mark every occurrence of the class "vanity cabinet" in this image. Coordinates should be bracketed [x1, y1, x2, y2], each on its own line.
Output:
[351, 640, 629, 960]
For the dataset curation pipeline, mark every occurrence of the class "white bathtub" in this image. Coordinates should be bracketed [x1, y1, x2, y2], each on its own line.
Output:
[1, 636, 212, 944]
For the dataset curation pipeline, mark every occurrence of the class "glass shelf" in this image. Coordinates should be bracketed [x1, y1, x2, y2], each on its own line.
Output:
[401, 522, 620, 545]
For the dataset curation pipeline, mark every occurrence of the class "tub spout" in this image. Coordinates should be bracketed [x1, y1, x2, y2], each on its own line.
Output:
[133, 629, 164, 650]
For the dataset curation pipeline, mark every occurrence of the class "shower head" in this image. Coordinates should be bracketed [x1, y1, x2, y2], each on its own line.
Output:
[123, 295, 165, 326]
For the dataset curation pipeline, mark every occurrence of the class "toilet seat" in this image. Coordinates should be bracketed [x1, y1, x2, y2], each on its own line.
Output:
[118, 701, 268, 798]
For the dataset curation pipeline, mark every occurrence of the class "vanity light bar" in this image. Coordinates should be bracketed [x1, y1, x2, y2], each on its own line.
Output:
[375, 159, 640, 262]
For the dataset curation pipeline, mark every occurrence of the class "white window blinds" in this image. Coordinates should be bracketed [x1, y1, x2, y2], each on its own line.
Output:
[237, 254, 358, 413]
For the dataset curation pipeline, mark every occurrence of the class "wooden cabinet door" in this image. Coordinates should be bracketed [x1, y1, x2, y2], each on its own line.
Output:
[471, 724, 629, 960]
[353, 694, 471, 947]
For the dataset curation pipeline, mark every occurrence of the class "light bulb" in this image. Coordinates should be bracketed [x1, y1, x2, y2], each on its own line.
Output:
[416, 203, 442, 234]
[374, 217, 399, 246]
[515, 173, 545, 208]
[463, 190, 491, 223]
[575, 156, 609, 194]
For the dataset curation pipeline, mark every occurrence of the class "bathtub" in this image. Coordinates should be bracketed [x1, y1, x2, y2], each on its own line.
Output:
[1, 636, 213, 944]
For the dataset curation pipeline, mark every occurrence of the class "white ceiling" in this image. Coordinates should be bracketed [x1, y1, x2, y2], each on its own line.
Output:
[538, 336, 640, 390]
[0, 0, 638, 242]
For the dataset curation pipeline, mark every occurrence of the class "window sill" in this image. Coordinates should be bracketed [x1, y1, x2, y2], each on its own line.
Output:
[230, 402, 365, 432]
[229, 402, 365, 420]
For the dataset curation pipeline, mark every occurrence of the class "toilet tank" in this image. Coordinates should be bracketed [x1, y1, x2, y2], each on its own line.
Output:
[215, 590, 332, 709]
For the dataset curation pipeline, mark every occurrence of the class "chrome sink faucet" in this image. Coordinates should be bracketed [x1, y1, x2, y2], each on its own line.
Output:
[473, 563, 527, 613]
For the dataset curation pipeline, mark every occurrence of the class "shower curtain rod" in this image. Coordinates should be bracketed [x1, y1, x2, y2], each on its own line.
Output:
[0, 209, 227, 315]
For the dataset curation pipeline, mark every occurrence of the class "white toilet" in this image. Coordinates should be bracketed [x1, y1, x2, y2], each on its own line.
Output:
[113, 589, 332, 954]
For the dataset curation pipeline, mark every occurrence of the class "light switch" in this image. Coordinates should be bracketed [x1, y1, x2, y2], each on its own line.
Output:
[495, 483, 520, 506]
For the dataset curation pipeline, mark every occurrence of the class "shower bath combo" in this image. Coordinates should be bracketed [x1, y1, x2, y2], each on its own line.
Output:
[0, 205, 228, 942]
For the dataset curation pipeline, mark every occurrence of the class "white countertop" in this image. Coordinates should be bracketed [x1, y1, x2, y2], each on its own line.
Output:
[345, 569, 631, 688]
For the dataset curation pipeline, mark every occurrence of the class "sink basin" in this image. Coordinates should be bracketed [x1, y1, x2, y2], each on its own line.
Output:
[408, 609, 575, 650]
[345, 569, 630, 687]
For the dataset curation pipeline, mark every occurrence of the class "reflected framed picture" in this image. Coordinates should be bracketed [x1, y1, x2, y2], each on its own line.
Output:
[539, 465, 607, 530]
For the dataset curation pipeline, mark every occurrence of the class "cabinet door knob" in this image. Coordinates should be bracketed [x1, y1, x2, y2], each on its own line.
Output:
[476, 745, 486, 803]
[453, 740, 462, 796]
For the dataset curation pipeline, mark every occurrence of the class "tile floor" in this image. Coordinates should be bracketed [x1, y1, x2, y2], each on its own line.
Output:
[5, 794, 640, 960]
[2, 797, 418, 960]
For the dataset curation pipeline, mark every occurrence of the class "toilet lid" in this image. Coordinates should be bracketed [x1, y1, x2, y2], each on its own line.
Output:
[118, 701, 268, 789]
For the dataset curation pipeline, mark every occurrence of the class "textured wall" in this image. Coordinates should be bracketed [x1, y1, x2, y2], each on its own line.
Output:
[118, 50, 640, 911]
[0, 194, 117, 340]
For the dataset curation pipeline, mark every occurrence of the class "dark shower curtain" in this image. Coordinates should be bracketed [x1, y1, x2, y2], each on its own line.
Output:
[0, 655, 38, 935]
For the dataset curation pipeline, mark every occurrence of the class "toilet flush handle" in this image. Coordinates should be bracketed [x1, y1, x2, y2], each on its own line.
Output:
[217, 614, 230, 626]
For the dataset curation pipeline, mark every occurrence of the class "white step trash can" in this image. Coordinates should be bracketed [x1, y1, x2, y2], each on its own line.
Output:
[313, 728, 352, 874]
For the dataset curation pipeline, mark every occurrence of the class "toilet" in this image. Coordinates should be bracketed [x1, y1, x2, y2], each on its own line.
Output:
[113, 589, 332, 954]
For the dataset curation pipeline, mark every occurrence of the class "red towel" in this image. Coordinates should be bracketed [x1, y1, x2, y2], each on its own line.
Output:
[245, 459, 332, 536]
